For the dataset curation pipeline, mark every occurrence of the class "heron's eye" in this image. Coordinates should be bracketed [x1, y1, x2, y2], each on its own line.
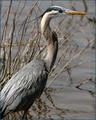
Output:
[59, 9, 63, 13]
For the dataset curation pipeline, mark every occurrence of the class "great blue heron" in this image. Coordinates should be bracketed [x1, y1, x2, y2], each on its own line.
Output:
[0, 6, 86, 119]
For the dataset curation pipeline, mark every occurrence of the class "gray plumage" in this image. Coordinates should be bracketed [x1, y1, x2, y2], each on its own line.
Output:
[0, 59, 48, 116]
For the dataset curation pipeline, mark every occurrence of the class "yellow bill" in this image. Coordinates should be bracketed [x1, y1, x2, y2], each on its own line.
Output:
[65, 9, 86, 16]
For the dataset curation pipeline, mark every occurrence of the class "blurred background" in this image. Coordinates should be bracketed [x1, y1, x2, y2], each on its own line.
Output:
[0, 0, 95, 120]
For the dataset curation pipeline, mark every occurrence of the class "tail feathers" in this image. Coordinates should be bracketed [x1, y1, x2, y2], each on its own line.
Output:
[0, 98, 4, 119]
[0, 109, 4, 119]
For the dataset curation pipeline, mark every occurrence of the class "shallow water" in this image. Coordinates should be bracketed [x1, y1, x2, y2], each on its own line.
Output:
[1, 0, 95, 120]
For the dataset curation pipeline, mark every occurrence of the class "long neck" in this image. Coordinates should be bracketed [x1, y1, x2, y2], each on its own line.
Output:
[41, 13, 58, 72]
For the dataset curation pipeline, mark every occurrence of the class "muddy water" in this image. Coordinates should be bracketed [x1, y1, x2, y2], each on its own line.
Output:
[1, 0, 95, 120]
[49, 49, 95, 119]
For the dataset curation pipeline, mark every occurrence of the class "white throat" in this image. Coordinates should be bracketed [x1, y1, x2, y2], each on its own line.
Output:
[40, 12, 58, 72]
[41, 12, 51, 34]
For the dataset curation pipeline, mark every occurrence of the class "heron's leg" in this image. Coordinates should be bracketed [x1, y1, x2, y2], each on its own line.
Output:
[21, 110, 28, 120]
[21, 114, 27, 120]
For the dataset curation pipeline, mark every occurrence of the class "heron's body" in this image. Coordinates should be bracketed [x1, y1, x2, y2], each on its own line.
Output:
[0, 5, 85, 119]
[1, 59, 48, 116]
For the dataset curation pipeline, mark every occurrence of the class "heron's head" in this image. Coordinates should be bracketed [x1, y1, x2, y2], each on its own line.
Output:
[41, 6, 86, 34]
[42, 6, 86, 19]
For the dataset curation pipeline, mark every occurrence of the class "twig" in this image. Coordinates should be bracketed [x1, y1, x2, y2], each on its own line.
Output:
[1, 0, 13, 42]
